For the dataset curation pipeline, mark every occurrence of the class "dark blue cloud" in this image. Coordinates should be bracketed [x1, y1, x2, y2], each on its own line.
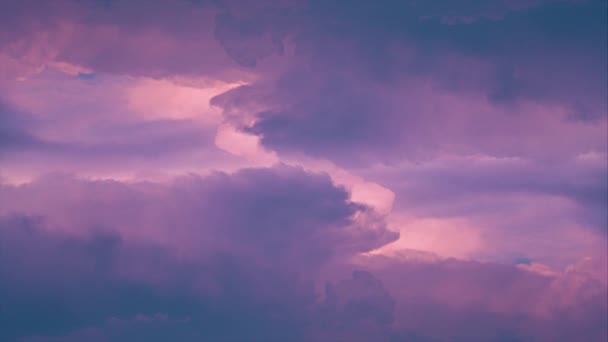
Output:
[0, 103, 40, 152]
[77, 72, 96, 80]
[211, 0, 607, 163]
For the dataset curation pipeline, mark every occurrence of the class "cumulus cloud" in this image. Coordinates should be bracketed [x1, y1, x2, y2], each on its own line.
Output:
[1, 167, 606, 341]
[376, 254, 607, 341]
[0, 166, 396, 340]
[0, 1, 606, 341]
[209, 0, 606, 163]
[0, 166, 396, 259]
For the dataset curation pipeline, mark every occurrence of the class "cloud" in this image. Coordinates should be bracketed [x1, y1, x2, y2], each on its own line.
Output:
[0, 71, 249, 181]
[1, 167, 606, 341]
[0, 0, 247, 81]
[19, 314, 200, 342]
[358, 254, 608, 342]
[0, 166, 397, 341]
[209, 0, 606, 164]
[0, 102, 39, 152]
[0, 1, 606, 341]
[2, 0, 605, 169]
[0, 166, 396, 260]
[375, 154, 607, 228]
[362, 154, 607, 267]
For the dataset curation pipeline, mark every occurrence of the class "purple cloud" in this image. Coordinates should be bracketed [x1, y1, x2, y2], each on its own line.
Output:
[0, 102, 42, 153]
[1, 167, 606, 341]
[210, 0, 606, 163]
[0, 1, 606, 341]
[0, 166, 396, 340]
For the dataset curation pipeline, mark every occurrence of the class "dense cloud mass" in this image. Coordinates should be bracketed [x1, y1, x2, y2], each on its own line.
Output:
[211, 0, 607, 163]
[0, 168, 606, 341]
[0, 167, 397, 341]
[0, 0, 606, 341]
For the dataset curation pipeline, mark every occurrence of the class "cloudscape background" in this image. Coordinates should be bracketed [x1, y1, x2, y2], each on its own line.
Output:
[0, 0, 606, 341]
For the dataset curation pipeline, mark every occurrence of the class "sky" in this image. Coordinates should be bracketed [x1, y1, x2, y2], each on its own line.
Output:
[0, 0, 606, 341]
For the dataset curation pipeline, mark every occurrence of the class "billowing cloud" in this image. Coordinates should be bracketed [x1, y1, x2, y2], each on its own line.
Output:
[1, 168, 606, 341]
[0, 0, 606, 341]
[210, 0, 606, 163]
[0, 166, 396, 341]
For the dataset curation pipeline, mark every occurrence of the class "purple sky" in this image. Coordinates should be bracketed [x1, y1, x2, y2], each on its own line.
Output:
[0, 0, 606, 341]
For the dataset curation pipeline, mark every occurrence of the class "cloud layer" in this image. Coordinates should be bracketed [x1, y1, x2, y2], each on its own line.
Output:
[1, 167, 606, 341]
[0, 0, 606, 341]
